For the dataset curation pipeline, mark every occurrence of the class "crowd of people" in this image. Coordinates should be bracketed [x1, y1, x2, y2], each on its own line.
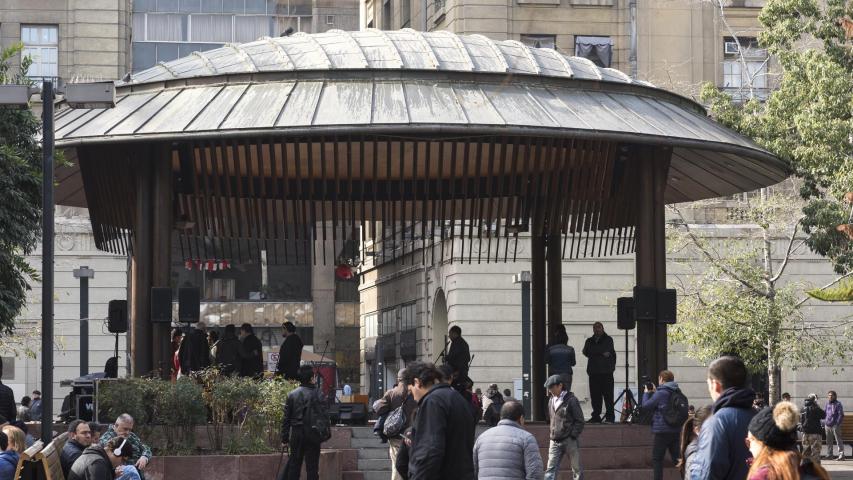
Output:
[171, 321, 268, 379]
[357, 324, 847, 480]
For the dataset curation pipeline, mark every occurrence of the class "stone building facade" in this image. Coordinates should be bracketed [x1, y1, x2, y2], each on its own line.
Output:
[356, 0, 850, 409]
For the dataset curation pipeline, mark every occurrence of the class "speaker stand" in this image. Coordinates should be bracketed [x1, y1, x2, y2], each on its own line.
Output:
[613, 328, 637, 423]
[114, 333, 119, 363]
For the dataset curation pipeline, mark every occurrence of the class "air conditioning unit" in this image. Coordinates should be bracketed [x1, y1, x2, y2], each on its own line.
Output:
[724, 41, 740, 55]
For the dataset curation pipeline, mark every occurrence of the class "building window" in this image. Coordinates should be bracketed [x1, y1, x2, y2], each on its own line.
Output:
[335, 275, 359, 302]
[722, 37, 768, 93]
[400, 302, 416, 331]
[170, 247, 311, 302]
[520, 34, 556, 50]
[364, 313, 379, 338]
[401, 0, 411, 27]
[326, 15, 335, 25]
[380, 308, 397, 336]
[21, 25, 59, 83]
[382, 0, 392, 30]
[574, 35, 612, 68]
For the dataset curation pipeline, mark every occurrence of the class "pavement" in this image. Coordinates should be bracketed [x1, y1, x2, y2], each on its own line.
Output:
[825, 459, 853, 479]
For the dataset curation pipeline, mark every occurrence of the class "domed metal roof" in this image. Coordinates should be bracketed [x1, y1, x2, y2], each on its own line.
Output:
[125, 28, 649, 87]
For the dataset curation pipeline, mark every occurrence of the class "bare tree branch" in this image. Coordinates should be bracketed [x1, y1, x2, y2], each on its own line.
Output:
[770, 215, 805, 283]
[670, 205, 768, 297]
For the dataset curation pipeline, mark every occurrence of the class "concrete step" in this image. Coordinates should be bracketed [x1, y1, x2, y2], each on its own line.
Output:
[345, 471, 388, 480]
[351, 437, 386, 448]
[358, 447, 391, 459]
[358, 459, 392, 472]
[350, 426, 377, 439]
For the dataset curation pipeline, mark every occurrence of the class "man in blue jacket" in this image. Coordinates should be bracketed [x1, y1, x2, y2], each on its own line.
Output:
[640, 370, 683, 480]
[688, 356, 755, 480]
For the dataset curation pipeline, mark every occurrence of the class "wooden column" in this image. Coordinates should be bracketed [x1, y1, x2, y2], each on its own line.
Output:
[131, 154, 154, 376]
[634, 146, 671, 388]
[531, 234, 546, 421]
[151, 146, 173, 378]
[546, 233, 562, 344]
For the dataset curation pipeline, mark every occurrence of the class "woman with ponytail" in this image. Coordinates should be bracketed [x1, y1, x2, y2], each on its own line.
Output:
[746, 401, 830, 480]
[678, 405, 712, 478]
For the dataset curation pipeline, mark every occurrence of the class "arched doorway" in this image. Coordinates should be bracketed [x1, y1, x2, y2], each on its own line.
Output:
[432, 289, 449, 362]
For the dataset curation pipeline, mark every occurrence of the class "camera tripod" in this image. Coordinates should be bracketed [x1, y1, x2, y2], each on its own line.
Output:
[613, 328, 638, 423]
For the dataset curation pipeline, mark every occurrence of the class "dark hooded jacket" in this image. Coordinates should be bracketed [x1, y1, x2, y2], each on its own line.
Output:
[687, 387, 756, 480]
[67, 445, 113, 480]
[800, 397, 825, 434]
[61, 439, 87, 477]
[408, 383, 476, 480]
[214, 331, 243, 376]
[582, 333, 616, 375]
[276, 333, 304, 380]
[445, 337, 471, 378]
[239, 333, 264, 378]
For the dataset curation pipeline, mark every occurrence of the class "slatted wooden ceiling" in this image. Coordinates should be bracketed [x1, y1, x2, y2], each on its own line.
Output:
[78, 134, 641, 264]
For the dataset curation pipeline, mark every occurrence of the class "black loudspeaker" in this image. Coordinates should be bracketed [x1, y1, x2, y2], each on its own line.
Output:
[151, 287, 173, 323]
[633, 286, 657, 320]
[617, 296, 636, 330]
[657, 288, 677, 324]
[178, 287, 200, 323]
[107, 300, 128, 333]
[328, 402, 367, 425]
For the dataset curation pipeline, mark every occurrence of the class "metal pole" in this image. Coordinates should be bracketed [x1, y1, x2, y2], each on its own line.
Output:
[74, 266, 94, 377]
[41, 80, 54, 444]
[80, 275, 88, 376]
[520, 274, 531, 421]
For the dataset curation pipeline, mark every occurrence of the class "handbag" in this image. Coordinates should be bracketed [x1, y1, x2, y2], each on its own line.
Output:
[383, 395, 410, 438]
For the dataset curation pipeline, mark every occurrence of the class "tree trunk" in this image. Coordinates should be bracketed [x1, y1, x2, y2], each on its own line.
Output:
[767, 339, 781, 405]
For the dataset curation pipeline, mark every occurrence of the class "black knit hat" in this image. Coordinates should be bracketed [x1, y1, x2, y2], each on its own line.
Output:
[748, 402, 798, 450]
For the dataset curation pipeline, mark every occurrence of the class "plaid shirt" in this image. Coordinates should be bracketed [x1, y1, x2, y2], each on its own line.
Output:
[99, 425, 153, 463]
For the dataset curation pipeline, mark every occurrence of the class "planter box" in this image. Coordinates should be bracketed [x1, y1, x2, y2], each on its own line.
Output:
[145, 451, 340, 480]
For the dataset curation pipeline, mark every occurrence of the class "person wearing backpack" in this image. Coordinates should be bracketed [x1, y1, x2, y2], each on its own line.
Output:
[279, 364, 331, 480]
[640, 370, 687, 480]
[374, 369, 418, 480]
[481, 384, 505, 428]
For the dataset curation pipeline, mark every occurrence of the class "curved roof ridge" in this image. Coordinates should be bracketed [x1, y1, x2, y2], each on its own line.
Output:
[121, 29, 647, 88]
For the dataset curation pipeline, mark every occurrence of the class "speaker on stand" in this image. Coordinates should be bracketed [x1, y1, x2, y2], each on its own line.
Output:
[108, 300, 127, 361]
[614, 296, 637, 423]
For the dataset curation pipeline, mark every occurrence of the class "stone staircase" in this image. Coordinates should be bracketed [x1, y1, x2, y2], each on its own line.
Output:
[336, 423, 679, 480]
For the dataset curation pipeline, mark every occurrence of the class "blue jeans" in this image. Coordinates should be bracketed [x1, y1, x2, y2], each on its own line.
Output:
[544, 437, 583, 480]
[117, 465, 142, 480]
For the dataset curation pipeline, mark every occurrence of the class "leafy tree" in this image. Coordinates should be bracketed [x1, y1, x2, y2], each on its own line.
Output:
[701, 0, 853, 274]
[0, 44, 42, 336]
[669, 187, 853, 403]
[671, 0, 853, 402]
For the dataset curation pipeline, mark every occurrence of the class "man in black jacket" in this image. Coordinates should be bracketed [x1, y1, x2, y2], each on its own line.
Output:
[444, 326, 470, 394]
[403, 361, 475, 480]
[178, 322, 211, 374]
[800, 393, 825, 465]
[61, 420, 95, 477]
[68, 437, 131, 480]
[238, 323, 264, 378]
[582, 322, 616, 423]
[279, 365, 327, 480]
[276, 321, 304, 380]
[0, 358, 15, 424]
[544, 374, 584, 480]
[213, 324, 242, 376]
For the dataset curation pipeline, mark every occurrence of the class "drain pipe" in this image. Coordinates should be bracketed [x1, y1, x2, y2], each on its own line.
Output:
[629, 0, 638, 79]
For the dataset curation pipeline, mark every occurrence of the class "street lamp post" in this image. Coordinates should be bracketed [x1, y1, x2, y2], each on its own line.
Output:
[41, 80, 55, 445]
[73, 266, 95, 377]
[1, 80, 114, 444]
[513, 271, 532, 420]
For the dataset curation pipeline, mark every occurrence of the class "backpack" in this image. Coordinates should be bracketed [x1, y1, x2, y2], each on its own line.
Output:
[302, 391, 332, 444]
[663, 388, 689, 427]
[484, 395, 504, 427]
